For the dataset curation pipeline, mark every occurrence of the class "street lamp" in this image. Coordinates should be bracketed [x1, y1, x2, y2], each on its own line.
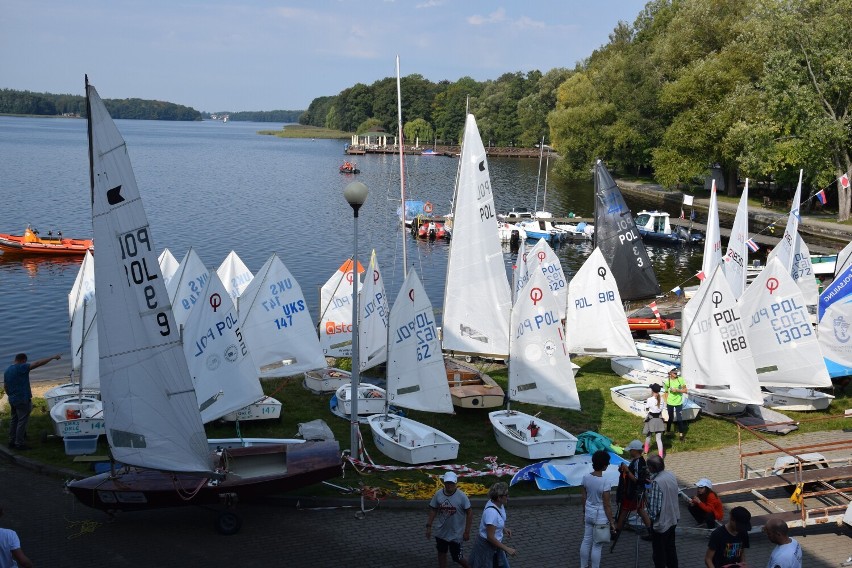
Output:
[343, 181, 368, 457]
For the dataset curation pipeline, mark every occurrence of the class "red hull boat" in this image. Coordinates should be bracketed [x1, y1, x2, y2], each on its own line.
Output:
[0, 226, 92, 255]
[627, 317, 676, 332]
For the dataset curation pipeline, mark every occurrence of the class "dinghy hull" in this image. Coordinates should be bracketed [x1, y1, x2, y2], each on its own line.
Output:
[367, 415, 459, 464]
[763, 387, 834, 412]
[610, 356, 674, 384]
[445, 359, 505, 409]
[67, 441, 342, 512]
[303, 368, 351, 394]
[609, 384, 701, 421]
[488, 410, 577, 460]
[688, 393, 747, 415]
[221, 396, 282, 422]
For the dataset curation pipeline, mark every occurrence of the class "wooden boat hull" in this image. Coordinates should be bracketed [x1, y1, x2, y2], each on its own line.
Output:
[67, 441, 341, 512]
[367, 415, 459, 464]
[634, 341, 681, 365]
[49, 396, 105, 437]
[610, 356, 674, 384]
[610, 384, 701, 421]
[688, 392, 747, 415]
[303, 368, 350, 394]
[445, 359, 505, 409]
[763, 387, 834, 412]
[489, 410, 578, 460]
[0, 232, 92, 255]
[221, 396, 282, 422]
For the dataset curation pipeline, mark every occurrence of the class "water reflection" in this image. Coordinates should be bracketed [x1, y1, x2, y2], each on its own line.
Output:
[0, 253, 83, 279]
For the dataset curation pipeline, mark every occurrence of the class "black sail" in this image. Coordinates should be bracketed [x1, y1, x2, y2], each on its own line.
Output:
[593, 160, 661, 301]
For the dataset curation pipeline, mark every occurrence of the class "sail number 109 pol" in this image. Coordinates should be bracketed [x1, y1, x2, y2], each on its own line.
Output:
[394, 312, 437, 361]
[117, 227, 170, 337]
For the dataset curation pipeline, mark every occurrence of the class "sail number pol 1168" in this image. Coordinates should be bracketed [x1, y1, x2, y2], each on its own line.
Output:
[394, 312, 437, 361]
[714, 308, 747, 354]
[117, 227, 170, 337]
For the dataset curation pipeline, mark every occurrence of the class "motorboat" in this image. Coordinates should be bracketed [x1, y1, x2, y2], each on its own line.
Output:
[627, 316, 676, 332]
[634, 210, 703, 244]
[367, 414, 459, 464]
[518, 218, 566, 243]
[610, 356, 674, 384]
[610, 384, 701, 421]
[554, 220, 594, 240]
[489, 409, 578, 460]
[499, 207, 533, 221]
[0, 225, 93, 255]
[303, 367, 351, 394]
[763, 387, 835, 412]
[339, 161, 360, 174]
[634, 340, 681, 365]
[498, 222, 526, 245]
[416, 220, 448, 240]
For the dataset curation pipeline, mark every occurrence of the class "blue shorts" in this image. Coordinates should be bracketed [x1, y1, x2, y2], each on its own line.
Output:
[435, 537, 463, 562]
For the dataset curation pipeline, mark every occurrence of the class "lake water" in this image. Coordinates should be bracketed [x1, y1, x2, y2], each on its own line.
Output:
[0, 116, 703, 377]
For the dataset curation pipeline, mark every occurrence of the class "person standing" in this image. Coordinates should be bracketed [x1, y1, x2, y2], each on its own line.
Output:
[663, 368, 687, 440]
[763, 516, 802, 568]
[643, 383, 666, 457]
[639, 454, 679, 568]
[0, 505, 33, 568]
[467, 482, 516, 568]
[687, 478, 723, 529]
[4, 353, 61, 450]
[705, 506, 751, 568]
[613, 440, 647, 535]
[427, 472, 473, 568]
[578, 450, 615, 568]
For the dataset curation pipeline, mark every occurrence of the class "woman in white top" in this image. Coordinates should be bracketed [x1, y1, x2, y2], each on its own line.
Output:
[579, 450, 614, 568]
[643, 383, 666, 457]
[467, 482, 516, 567]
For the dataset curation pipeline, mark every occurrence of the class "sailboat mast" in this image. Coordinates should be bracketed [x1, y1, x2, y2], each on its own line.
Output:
[85, 75, 94, 206]
[592, 160, 599, 248]
[396, 55, 408, 278]
[542, 151, 550, 213]
[534, 137, 544, 212]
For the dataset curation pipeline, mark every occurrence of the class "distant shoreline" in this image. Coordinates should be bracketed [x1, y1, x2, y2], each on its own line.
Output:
[258, 124, 351, 139]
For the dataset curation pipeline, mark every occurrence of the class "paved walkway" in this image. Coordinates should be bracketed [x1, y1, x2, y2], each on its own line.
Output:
[0, 429, 849, 567]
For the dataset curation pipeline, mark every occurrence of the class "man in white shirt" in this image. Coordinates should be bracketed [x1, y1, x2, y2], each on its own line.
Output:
[763, 515, 802, 568]
[0, 505, 33, 568]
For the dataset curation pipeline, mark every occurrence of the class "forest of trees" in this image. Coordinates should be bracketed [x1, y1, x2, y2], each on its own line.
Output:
[300, 0, 852, 221]
[206, 109, 303, 122]
[0, 89, 202, 121]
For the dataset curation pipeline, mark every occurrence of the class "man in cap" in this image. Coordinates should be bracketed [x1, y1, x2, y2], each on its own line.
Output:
[427, 471, 472, 568]
[763, 515, 802, 568]
[613, 439, 648, 535]
[705, 506, 751, 567]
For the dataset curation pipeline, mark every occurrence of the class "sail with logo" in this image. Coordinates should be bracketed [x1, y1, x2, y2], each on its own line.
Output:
[525, 238, 568, 319]
[593, 160, 660, 301]
[318, 259, 364, 357]
[359, 250, 389, 372]
[166, 247, 210, 328]
[216, 250, 254, 302]
[723, 180, 750, 299]
[565, 247, 637, 357]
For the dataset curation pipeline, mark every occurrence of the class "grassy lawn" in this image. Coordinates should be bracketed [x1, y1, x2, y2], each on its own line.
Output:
[257, 124, 352, 139]
[6, 357, 849, 500]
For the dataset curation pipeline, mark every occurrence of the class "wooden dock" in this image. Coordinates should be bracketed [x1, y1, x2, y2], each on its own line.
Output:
[345, 144, 557, 159]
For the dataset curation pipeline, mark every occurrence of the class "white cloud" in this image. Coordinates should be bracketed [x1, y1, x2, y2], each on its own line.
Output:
[468, 7, 506, 26]
[416, 0, 445, 8]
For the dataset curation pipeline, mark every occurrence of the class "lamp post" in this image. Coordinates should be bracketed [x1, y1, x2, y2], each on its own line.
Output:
[343, 181, 368, 457]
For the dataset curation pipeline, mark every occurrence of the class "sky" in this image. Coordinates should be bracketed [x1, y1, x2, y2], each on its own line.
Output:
[3, 0, 649, 113]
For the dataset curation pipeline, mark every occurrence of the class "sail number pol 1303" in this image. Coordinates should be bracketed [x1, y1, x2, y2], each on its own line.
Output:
[117, 227, 170, 337]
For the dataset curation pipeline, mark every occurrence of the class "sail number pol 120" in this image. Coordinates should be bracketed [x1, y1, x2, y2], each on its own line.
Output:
[117, 227, 170, 337]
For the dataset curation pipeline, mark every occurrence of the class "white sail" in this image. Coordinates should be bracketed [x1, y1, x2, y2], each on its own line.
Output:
[88, 81, 211, 474]
[723, 179, 749, 298]
[681, 265, 764, 405]
[526, 238, 568, 318]
[442, 114, 512, 357]
[738, 257, 830, 388]
[166, 248, 210, 328]
[512, 241, 530, 302]
[508, 259, 581, 410]
[818, 294, 852, 376]
[238, 253, 326, 377]
[791, 237, 819, 306]
[158, 248, 180, 287]
[182, 271, 263, 423]
[565, 247, 637, 357]
[386, 269, 453, 413]
[701, 179, 723, 278]
[767, 170, 803, 272]
[318, 259, 362, 357]
[216, 250, 254, 302]
[69, 250, 95, 372]
[834, 240, 852, 278]
[359, 250, 389, 372]
[78, 297, 99, 390]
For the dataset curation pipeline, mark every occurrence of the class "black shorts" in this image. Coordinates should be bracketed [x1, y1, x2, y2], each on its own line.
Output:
[435, 537, 463, 562]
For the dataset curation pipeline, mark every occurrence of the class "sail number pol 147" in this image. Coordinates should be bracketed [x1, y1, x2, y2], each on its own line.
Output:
[117, 227, 170, 337]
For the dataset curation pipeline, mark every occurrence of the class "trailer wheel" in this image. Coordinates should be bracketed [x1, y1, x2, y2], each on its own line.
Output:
[215, 511, 242, 535]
